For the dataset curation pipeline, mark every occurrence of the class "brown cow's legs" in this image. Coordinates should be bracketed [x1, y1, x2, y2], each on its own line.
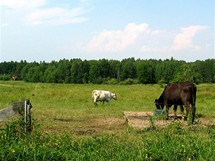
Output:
[191, 105, 196, 123]
[166, 105, 169, 120]
[180, 105, 185, 119]
[184, 103, 190, 121]
[173, 105, 177, 119]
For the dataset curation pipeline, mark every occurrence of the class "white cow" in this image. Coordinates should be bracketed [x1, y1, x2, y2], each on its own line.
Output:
[92, 90, 117, 105]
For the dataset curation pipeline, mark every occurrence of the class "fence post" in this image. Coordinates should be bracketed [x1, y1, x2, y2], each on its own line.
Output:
[0, 99, 33, 133]
[24, 99, 32, 133]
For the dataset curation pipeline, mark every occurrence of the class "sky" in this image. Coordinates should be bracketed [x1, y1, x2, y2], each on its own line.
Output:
[0, 0, 214, 62]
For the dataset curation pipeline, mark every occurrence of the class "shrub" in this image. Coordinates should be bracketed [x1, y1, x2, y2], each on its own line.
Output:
[0, 74, 11, 80]
[108, 78, 118, 85]
[119, 78, 138, 85]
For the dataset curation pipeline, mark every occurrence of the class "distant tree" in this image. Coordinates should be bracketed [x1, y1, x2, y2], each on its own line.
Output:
[0, 58, 214, 84]
[196, 59, 214, 83]
[89, 60, 102, 84]
[44, 64, 58, 83]
[99, 59, 111, 79]
[120, 58, 136, 80]
[213, 60, 215, 83]
[54, 59, 71, 83]
[136, 60, 154, 84]
[81, 60, 90, 84]
[71, 59, 84, 84]
[15, 60, 27, 80]
[0, 61, 16, 75]
[0, 74, 11, 80]
[173, 63, 202, 83]
[109, 60, 120, 81]
[21, 62, 39, 81]
[155, 59, 185, 83]
[25, 66, 43, 82]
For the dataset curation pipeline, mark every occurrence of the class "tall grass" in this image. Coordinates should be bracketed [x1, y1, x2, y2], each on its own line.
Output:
[0, 118, 214, 160]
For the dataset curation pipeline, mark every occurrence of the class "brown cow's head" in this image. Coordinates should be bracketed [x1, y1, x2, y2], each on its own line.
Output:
[155, 99, 164, 109]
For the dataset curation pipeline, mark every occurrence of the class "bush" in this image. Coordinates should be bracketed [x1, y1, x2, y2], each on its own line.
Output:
[119, 78, 138, 85]
[108, 78, 118, 85]
[0, 74, 11, 80]
[157, 79, 166, 88]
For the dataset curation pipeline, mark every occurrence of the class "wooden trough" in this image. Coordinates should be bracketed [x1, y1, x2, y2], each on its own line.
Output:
[124, 111, 183, 129]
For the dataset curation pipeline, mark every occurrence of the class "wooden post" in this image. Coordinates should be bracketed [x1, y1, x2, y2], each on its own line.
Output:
[0, 99, 32, 133]
[24, 100, 32, 133]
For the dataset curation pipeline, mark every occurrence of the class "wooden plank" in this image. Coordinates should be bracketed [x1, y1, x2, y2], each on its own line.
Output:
[0, 101, 24, 122]
[0, 106, 17, 122]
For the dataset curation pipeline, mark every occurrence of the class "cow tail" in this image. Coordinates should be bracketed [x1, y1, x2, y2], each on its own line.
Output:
[192, 85, 197, 106]
[191, 84, 197, 123]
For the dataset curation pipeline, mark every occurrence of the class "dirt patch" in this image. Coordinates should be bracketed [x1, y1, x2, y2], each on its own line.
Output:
[124, 111, 215, 129]
[76, 118, 126, 135]
[198, 117, 215, 125]
[44, 117, 126, 135]
[124, 111, 150, 128]
[40, 112, 215, 135]
[124, 111, 167, 129]
[73, 118, 125, 135]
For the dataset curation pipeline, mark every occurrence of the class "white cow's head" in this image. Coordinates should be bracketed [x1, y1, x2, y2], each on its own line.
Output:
[111, 93, 117, 100]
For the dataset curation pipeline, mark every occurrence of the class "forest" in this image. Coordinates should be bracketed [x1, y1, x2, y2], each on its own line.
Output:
[0, 58, 214, 84]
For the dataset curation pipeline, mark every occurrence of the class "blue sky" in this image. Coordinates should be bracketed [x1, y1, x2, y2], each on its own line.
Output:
[0, 0, 214, 62]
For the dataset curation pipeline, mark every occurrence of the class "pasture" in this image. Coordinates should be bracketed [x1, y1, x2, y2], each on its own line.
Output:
[0, 82, 163, 134]
[0, 81, 215, 160]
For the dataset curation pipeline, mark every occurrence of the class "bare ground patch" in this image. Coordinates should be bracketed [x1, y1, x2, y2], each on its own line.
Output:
[4, 110, 213, 135]
[124, 111, 215, 129]
[74, 118, 126, 135]
[43, 117, 126, 135]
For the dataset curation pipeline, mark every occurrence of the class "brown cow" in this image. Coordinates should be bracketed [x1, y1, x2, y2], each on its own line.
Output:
[155, 82, 197, 123]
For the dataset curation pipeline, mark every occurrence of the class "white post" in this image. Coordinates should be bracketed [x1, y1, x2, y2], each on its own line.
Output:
[24, 99, 32, 133]
[24, 100, 27, 132]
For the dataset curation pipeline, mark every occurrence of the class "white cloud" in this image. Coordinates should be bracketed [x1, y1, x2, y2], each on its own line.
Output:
[1, 0, 90, 26]
[82, 23, 149, 52]
[171, 25, 209, 50]
[26, 7, 88, 25]
[0, 0, 46, 9]
[140, 25, 209, 53]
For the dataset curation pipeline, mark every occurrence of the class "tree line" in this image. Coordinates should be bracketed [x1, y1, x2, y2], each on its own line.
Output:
[0, 58, 214, 84]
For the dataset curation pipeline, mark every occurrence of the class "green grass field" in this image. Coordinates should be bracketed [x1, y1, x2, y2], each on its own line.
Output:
[0, 82, 164, 134]
[0, 81, 214, 160]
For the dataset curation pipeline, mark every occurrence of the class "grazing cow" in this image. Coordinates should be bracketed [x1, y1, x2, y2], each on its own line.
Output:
[155, 82, 197, 123]
[92, 90, 117, 105]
